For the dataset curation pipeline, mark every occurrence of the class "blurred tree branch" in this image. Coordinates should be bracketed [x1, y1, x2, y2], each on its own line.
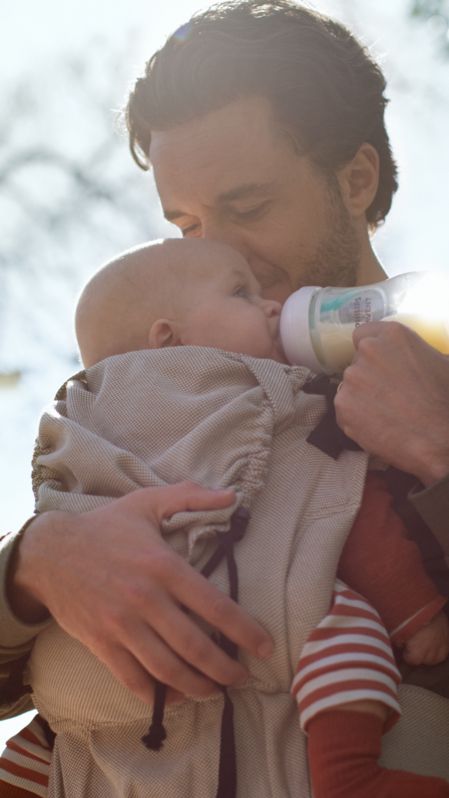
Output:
[410, 0, 449, 55]
[0, 38, 166, 368]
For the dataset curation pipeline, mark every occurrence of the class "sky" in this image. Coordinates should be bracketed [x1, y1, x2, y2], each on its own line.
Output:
[1, 0, 449, 747]
[1, 0, 212, 91]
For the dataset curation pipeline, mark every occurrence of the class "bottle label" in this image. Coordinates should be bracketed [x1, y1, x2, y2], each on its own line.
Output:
[318, 287, 388, 327]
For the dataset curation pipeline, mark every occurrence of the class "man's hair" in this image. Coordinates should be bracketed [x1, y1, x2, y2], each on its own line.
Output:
[126, 0, 398, 228]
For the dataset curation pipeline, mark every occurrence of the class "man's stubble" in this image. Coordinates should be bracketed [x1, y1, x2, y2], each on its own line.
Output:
[294, 176, 361, 290]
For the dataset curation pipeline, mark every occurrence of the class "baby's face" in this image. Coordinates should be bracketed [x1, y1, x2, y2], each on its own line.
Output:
[180, 246, 286, 362]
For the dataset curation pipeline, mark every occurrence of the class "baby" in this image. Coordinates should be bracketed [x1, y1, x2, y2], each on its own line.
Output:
[2, 238, 448, 798]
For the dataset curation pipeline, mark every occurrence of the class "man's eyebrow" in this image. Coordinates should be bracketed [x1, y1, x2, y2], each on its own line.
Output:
[216, 182, 276, 204]
[163, 182, 275, 221]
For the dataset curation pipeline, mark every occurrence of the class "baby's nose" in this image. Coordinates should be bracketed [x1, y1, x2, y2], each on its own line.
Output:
[262, 299, 282, 317]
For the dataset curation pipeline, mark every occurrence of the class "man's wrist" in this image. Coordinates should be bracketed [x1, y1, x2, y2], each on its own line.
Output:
[415, 455, 449, 488]
[6, 513, 61, 623]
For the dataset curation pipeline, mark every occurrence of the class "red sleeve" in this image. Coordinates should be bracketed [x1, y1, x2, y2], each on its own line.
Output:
[338, 471, 446, 644]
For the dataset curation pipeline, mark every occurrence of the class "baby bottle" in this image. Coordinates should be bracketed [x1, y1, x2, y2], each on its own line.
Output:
[280, 271, 449, 374]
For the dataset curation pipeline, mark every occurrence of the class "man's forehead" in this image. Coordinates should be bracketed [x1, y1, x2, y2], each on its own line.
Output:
[150, 95, 276, 152]
[150, 97, 287, 208]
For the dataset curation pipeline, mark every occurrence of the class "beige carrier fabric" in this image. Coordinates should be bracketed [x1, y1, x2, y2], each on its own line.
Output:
[26, 348, 449, 797]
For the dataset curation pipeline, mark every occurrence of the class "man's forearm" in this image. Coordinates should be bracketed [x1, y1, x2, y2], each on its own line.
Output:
[0, 520, 52, 655]
[6, 514, 53, 624]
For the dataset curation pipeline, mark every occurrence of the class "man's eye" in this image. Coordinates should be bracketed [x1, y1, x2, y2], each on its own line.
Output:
[230, 202, 269, 222]
[180, 223, 201, 237]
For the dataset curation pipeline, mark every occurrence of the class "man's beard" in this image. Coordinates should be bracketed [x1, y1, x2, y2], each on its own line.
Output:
[294, 177, 361, 290]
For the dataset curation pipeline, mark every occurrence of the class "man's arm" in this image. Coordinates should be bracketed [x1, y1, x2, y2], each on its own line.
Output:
[0, 527, 51, 654]
[4, 482, 273, 706]
[0, 527, 51, 720]
[334, 321, 449, 537]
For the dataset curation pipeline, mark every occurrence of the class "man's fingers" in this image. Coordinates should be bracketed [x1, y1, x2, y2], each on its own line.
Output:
[352, 320, 386, 347]
[99, 632, 218, 702]
[139, 594, 250, 686]
[96, 640, 215, 705]
[165, 557, 273, 660]
[157, 481, 236, 519]
[116, 546, 271, 683]
[352, 319, 421, 351]
[127, 481, 236, 521]
[96, 644, 160, 706]
[127, 625, 221, 698]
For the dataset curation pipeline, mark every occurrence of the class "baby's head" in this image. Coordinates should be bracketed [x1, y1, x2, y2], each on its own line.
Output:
[76, 238, 285, 368]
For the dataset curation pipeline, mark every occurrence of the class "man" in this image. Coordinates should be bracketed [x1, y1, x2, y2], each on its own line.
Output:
[1, 0, 449, 727]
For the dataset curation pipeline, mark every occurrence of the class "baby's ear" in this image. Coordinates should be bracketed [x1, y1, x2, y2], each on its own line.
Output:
[148, 319, 181, 348]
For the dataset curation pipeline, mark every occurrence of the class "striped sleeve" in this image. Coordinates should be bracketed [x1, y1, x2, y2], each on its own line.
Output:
[291, 580, 401, 733]
[0, 715, 51, 797]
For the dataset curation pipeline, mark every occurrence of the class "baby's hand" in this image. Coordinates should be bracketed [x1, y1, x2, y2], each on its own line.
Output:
[403, 611, 449, 666]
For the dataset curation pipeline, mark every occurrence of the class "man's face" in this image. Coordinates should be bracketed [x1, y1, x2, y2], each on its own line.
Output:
[150, 96, 361, 303]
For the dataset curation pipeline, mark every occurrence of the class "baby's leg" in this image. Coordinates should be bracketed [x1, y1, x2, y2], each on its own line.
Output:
[307, 701, 449, 798]
[0, 785, 42, 797]
[293, 582, 449, 798]
[0, 715, 51, 797]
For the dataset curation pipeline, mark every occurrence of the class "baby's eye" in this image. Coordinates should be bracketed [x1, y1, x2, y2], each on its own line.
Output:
[233, 285, 251, 299]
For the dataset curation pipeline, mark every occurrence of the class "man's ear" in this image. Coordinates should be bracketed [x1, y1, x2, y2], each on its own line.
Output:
[148, 319, 182, 348]
[337, 143, 379, 218]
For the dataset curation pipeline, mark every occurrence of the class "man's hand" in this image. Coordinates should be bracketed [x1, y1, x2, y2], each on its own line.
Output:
[334, 321, 449, 485]
[8, 482, 273, 704]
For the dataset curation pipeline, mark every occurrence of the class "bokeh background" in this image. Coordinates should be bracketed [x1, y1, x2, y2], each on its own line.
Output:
[1, 0, 449, 747]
